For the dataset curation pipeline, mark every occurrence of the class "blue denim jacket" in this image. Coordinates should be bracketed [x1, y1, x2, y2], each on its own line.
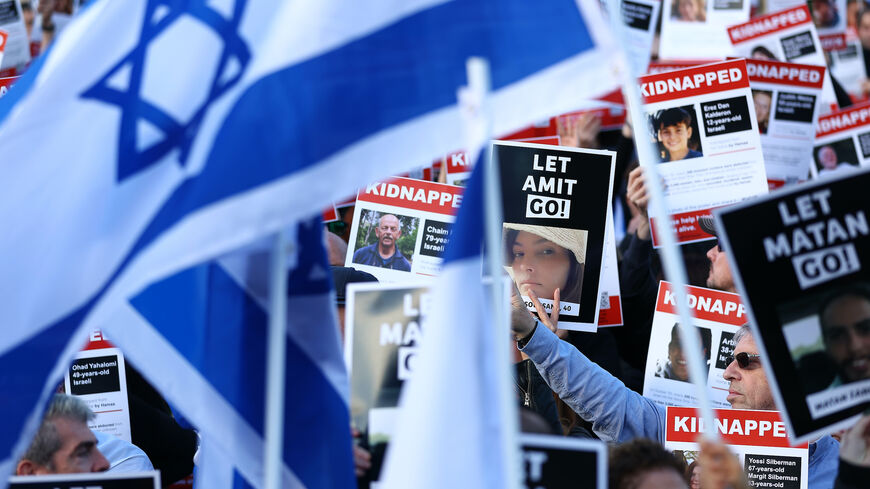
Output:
[521, 324, 839, 488]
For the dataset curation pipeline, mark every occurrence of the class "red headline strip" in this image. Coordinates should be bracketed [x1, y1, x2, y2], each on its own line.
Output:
[444, 151, 471, 174]
[639, 60, 750, 104]
[357, 177, 464, 214]
[745, 59, 825, 89]
[650, 208, 718, 247]
[655, 281, 747, 326]
[646, 60, 716, 75]
[666, 407, 808, 448]
[820, 33, 847, 52]
[727, 5, 811, 44]
[816, 101, 870, 138]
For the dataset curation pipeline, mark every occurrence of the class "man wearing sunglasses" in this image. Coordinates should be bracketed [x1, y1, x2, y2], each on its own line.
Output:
[819, 286, 870, 386]
[511, 291, 840, 488]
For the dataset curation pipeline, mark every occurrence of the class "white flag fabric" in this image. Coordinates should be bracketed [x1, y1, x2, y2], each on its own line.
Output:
[0, 0, 620, 484]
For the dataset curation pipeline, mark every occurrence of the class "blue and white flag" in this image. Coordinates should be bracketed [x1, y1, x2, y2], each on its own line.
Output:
[0, 0, 620, 482]
[122, 217, 351, 488]
[379, 161, 513, 488]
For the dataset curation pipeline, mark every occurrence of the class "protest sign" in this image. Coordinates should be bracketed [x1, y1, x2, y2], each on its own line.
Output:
[496, 140, 615, 331]
[665, 407, 809, 489]
[647, 59, 718, 75]
[443, 150, 472, 186]
[0, 1, 29, 76]
[716, 168, 870, 442]
[828, 39, 867, 103]
[745, 58, 825, 187]
[659, 0, 748, 59]
[598, 210, 624, 327]
[643, 281, 745, 407]
[810, 0, 848, 52]
[639, 59, 768, 247]
[520, 434, 606, 489]
[63, 330, 132, 443]
[323, 203, 339, 223]
[811, 102, 870, 179]
[345, 282, 430, 482]
[617, 0, 662, 76]
[8, 471, 161, 489]
[345, 177, 461, 282]
[0, 74, 17, 98]
[728, 5, 839, 112]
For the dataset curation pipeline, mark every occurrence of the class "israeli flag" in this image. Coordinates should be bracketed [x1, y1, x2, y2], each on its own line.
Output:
[379, 160, 512, 488]
[0, 0, 620, 482]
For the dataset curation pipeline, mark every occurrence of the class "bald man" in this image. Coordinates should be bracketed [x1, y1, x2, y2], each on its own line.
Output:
[352, 214, 411, 271]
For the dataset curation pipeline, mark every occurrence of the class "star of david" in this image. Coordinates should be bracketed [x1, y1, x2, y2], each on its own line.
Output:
[82, 0, 251, 182]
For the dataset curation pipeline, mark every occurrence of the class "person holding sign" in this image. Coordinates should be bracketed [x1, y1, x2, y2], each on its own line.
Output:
[503, 223, 585, 307]
[655, 108, 703, 162]
[511, 294, 840, 486]
[352, 214, 411, 272]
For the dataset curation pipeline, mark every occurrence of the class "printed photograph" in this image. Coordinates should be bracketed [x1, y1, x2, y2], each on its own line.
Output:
[352, 209, 419, 272]
[648, 105, 704, 163]
[752, 89, 773, 135]
[813, 138, 859, 177]
[671, 0, 706, 22]
[655, 323, 713, 383]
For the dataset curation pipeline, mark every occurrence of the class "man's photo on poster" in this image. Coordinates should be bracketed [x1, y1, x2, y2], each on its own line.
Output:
[352, 210, 418, 272]
[813, 138, 859, 176]
[781, 282, 870, 395]
[671, 0, 706, 22]
[648, 106, 704, 163]
[752, 89, 772, 135]
[503, 223, 587, 311]
[655, 323, 713, 383]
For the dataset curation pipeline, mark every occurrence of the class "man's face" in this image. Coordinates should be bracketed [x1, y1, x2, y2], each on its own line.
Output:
[678, 0, 699, 21]
[859, 13, 870, 49]
[821, 294, 870, 382]
[668, 340, 689, 381]
[812, 0, 835, 26]
[753, 92, 771, 125]
[375, 215, 401, 250]
[28, 417, 109, 474]
[658, 123, 691, 156]
[706, 243, 735, 292]
[723, 336, 776, 410]
[818, 146, 837, 169]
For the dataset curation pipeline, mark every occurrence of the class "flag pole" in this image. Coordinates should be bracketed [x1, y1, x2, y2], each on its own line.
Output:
[468, 56, 522, 489]
[264, 231, 288, 489]
[603, 0, 720, 439]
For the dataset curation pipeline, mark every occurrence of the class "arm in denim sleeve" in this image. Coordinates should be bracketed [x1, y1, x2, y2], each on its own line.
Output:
[520, 324, 666, 443]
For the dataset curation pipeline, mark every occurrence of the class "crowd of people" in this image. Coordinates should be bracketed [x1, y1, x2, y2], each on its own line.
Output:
[11, 1, 870, 489]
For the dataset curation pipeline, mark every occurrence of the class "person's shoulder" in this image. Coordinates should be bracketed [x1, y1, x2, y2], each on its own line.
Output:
[353, 243, 375, 256]
[686, 149, 702, 159]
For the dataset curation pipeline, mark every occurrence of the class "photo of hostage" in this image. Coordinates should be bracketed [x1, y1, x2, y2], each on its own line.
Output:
[812, 0, 841, 28]
[672, 0, 707, 22]
[815, 143, 858, 176]
[750, 45, 779, 61]
[503, 223, 586, 313]
[651, 107, 703, 162]
[655, 323, 713, 383]
[820, 285, 870, 388]
[352, 212, 414, 271]
[752, 90, 772, 135]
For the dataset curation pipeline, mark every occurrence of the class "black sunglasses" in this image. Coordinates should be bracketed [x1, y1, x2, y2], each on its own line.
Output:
[726, 352, 761, 369]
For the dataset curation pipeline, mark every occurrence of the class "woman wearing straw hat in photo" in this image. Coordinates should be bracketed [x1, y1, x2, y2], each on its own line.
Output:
[503, 223, 587, 312]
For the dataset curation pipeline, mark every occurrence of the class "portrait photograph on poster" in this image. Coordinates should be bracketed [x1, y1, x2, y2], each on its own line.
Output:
[647, 105, 705, 163]
[351, 210, 419, 273]
[716, 168, 870, 442]
[495, 140, 615, 331]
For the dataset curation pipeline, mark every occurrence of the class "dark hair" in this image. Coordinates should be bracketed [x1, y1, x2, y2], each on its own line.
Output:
[609, 438, 687, 489]
[669, 323, 713, 357]
[751, 45, 777, 60]
[504, 229, 584, 301]
[818, 284, 870, 330]
[685, 460, 700, 485]
[657, 108, 692, 130]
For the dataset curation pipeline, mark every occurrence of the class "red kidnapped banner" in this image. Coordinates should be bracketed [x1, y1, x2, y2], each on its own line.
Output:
[727, 6, 811, 44]
[816, 102, 870, 138]
[639, 60, 750, 104]
[667, 407, 807, 448]
[745, 59, 825, 89]
[655, 281, 747, 326]
[358, 177, 463, 214]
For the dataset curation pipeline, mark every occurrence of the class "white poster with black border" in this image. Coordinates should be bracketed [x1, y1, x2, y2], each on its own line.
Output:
[496, 140, 615, 332]
[8, 471, 161, 489]
[63, 330, 132, 443]
[643, 281, 745, 407]
[811, 103, 870, 179]
[665, 407, 809, 489]
[345, 177, 461, 282]
[727, 5, 839, 113]
[345, 282, 430, 484]
[745, 58, 825, 187]
[639, 59, 768, 247]
[659, 0, 748, 59]
[715, 167, 870, 442]
[520, 434, 607, 489]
